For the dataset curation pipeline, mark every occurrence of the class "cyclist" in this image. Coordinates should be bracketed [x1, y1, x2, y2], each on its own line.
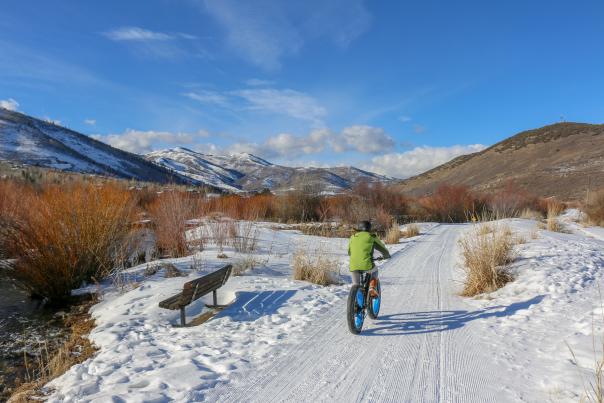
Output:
[348, 220, 390, 297]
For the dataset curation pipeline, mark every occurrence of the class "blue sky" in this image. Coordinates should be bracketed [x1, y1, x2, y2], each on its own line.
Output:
[1, 0, 603, 178]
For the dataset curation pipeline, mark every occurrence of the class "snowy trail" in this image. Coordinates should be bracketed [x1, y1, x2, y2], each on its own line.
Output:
[206, 224, 523, 402]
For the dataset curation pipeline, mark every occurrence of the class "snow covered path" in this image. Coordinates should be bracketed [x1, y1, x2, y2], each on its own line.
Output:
[48, 219, 604, 402]
[206, 224, 525, 402]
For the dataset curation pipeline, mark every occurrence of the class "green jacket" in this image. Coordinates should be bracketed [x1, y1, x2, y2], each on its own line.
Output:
[348, 231, 390, 272]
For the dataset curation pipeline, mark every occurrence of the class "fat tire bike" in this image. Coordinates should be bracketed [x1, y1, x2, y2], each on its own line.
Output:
[347, 257, 383, 335]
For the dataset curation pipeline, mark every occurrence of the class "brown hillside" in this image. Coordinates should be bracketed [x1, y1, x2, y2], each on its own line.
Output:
[395, 122, 604, 200]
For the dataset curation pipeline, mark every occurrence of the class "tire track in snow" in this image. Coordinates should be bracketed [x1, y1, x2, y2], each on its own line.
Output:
[206, 224, 509, 402]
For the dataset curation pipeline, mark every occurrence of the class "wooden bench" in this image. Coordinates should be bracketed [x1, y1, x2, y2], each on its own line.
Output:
[159, 264, 232, 326]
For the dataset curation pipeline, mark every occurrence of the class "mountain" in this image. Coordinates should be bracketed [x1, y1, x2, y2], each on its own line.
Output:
[394, 122, 604, 200]
[145, 147, 392, 193]
[0, 108, 187, 184]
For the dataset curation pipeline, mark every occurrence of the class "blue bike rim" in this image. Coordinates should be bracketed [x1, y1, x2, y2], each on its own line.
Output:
[354, 288, 364, 329]
[372, 286, 381, 315]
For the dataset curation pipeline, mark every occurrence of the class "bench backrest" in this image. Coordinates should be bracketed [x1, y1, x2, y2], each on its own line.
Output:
[179, 264, 232, 306]
[159, 264, 232, 310]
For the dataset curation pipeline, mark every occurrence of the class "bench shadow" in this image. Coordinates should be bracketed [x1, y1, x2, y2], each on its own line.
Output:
[213, 290, 297, 322]
[363, 295, 544, 336]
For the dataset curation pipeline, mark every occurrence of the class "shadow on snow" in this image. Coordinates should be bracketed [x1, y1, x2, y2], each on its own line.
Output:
[214, 290, 297, 322]
[363, 295, 545, 336]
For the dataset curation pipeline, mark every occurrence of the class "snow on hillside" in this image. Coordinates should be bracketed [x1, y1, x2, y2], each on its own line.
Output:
[44, 217, 604, 402]
[146, 147, 393, 193]
[0, 108, 185, 184]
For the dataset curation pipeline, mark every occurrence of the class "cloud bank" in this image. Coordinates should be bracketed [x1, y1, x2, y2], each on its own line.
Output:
[363, 144, 486, 179]
[95, 129, 209, 154]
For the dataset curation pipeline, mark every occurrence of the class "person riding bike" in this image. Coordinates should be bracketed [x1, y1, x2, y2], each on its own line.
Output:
[348, 220, 390, 297]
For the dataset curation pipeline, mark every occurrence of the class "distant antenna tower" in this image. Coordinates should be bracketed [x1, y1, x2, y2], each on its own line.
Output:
[560, 115, 565, 122]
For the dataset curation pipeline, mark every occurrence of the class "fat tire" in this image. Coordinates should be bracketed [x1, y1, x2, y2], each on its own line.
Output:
[347, 285, 363, 334]
[368, 279, 381, 319]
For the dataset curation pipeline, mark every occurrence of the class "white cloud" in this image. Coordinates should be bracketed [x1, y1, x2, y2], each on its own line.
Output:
[102, 27, 199, 59]
[339, 125, 395, 153]
[230, 125, 392, 160]
[84, 119, 96, 126]
[201, 0, 371, 70]
[0, 98, 19, 111]
[363, 144, 486, 179]
[95, 129, 209, 154]
[184, 87, 327, 125]
[184, 90, 230, 107]
[233, 88, 326, 124]
[398, 115, 412, 123]
[103, 27, 174, 42]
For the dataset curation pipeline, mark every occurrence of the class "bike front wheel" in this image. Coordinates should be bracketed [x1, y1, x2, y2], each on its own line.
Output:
[368, 279, 381, 319]
[347, 284, 365, 334]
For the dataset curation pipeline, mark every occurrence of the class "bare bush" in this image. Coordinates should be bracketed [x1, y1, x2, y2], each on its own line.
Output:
[459, 223, 515, 296]
[207, 218, 230, 255]
[585, 190, 604, 227]
[487, 181, 534, 218]
[292, 249, 339, 286]
[148, 191, 196, 257]
[420, 185, 484, 223]
[229, 221, 259, 253]
[3, 182, 136, 301]
[0, 180, 30, 258]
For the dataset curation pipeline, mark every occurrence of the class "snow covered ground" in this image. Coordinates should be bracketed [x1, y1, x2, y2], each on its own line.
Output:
[45, 217, 604, 402]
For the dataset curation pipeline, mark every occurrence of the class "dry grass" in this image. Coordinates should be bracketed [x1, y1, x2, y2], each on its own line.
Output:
[385, 224, 401, 244]
[459, 223, 515, 296]
[401, 223, 421, 238]
[546, 203, 565, 233]
[2, 182, 137, 301]
[232, 255, 263, 276]
[547, 198, 565, 217]
[292, 249, 339, 286]
[9, 299, 98, 402]
[520, 208, 544, 220]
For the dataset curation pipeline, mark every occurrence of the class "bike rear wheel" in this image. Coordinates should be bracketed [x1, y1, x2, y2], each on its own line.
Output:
[347, 284, 365, 334]
[368, 279, 381, 319]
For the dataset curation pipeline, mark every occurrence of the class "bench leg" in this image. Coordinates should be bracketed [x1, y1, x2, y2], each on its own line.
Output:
[180, 307, 186, 327]
[213, 290, 218, 306]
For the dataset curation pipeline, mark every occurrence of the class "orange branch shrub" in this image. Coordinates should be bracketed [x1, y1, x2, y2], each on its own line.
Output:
[3, 182, 137, 301]
[148, 191, 197, 257]
[419, 185, 484, 222]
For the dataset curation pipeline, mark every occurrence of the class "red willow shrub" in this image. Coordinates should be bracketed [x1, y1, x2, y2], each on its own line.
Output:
[584, 189, 604, 226]
[419, 185, 485, 222]
[3, 182, 137, 301]
[148, 191, 197, 257]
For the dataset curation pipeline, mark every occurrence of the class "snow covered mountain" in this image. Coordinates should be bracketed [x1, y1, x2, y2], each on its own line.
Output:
[145, 147, 393, 193]
[0, 108, 391, 192]
[0, 108, 187, 184]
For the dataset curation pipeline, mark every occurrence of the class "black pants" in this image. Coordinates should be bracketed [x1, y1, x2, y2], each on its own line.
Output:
[351, 269, 378, 286]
